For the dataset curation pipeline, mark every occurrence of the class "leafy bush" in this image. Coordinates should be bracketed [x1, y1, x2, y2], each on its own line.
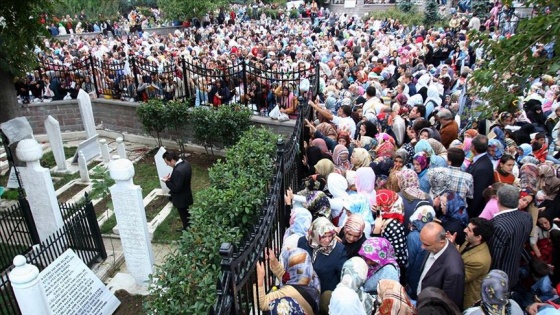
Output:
[136, 99, 168, 147]
[424, 0, 440, 27]
[365, 7, 424, 27]
[145, 127, 277, 314]
[165, 100, 190, 153]
[398, 0, 414, 13]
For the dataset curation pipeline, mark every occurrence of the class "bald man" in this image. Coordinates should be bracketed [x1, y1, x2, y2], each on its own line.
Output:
[417, 222, 465, 310]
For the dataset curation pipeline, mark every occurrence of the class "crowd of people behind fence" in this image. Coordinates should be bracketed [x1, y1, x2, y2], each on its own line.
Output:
[13, 2, 560, 313]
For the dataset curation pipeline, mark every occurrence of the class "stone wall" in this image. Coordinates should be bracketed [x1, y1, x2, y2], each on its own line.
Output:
[16, 100, 296, 140]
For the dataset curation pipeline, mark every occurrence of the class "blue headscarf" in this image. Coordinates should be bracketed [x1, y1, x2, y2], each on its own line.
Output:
[488, 139, 504, 161]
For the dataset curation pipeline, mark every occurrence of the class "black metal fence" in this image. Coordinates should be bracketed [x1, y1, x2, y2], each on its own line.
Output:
[35, 55, 320, 110]
[210, 93, 313, 313]
[0, 196, 106, 315]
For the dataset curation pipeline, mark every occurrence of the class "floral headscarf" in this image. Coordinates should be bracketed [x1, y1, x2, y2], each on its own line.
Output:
[344, 213, 366, 235]
[488, 139, 504, 161]
[410, 204, 436, 231]
[338, 257, 375, 314]
[481, 270, 511, 315]
[333, 144, 353, 174]
[306, 191, 332, 219]
[299, 174, 327, 194]
[428, 167, 449, 197]
[343, 194, 375, 226]
[307, 217, 338, 262]
[284, 207, 312, 240]
[317, 122, 338, 142]
[352, 148, 372, 169]
[376, 189, 405, 223]
[359, 237, 399, 277]
[269, 297, 305, 315]
[413, 152, 430, 173]
[355, 167, 377, 207]
[519, 163, 539, 193]
[315, 159, 335, 178]
[376, 280, 416, 315]
[280, 247, 321, 294]
[397, 168, 427, 200]
[375, 133, 396, 159]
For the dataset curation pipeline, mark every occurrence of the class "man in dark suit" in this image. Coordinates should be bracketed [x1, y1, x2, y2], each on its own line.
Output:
[466, 135, 494, 218]
[489, 184, 533, 291]
[418, 222, 465, 309]
[162, 150, 193, 231]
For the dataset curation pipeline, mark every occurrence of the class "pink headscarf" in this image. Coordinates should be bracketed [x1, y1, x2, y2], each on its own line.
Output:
[312, 138, 331, 156]
[355, 167, 377, 207]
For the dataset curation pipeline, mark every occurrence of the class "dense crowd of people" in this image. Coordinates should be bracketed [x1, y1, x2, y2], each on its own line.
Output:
[13, 1, 560, 314]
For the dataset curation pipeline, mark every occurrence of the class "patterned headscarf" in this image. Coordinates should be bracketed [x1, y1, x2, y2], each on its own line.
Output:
[307, 217, 338, 261]
[269, 297, 305, 315]
[375, 133, 396, 159]
[441, 191, 469, 227]
[376, 280, 416, 315]
[306, 191, 331, 219]
[519, 163, 539, 193]
[344, 213, 366, 235]
[285, 207, 312, 240]
[333, 144, 353, 174]
[352, 148, 372, 169]
[376, 189, 405, 223]
[312, 138, 331, 156]
[300, 174, 327, 194]
[488, 139, 505, 161]
[338, 257, 375, 314]
[355, 167, 376, 207]
[428, 167, 449, 197]
[413, 152, 430, 173]
[397, 168, 426, 200]
[538, 164, 560, 200]
[280, 247, 321, 294]
[359, 237, 399, 277]
[343, 194, 375, 226]
[410, 204, 436, 231]
[315, 159, 335, 178]
[481, 270, 511, 315]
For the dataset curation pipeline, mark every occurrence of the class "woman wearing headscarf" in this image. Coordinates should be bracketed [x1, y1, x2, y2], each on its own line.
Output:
[359, 237, 401, 294]
[488, 139, 505, 168]
[397, 168, 432, 231]
[303, 146, 326, 177]
[517, 143, 537, 165]
[424, 84, 442, 120]
[439, 189, 469, 246]
[375, 133, 397, 159]
[538, 164, 560, 201]
[413, 152, 431, 193]
[373, 190, 408, 271]
[415, 139, 447, 168]
[333, 144, 353, 176]
[326, 173, 349, 226]
[305, 191, 332, 220]
[386, 149, 408, 192]
[370, 156, 395, 189]
[463, 269, 523, 315]
[297, 217, 348, 314]
[283, 207, 313, 241]
[256, 247, 321, 314]
[314, 158, 335, 178]
[355, 167, 377, 212]
[406, 204, 436, 299]
[519, 163, 540, 194]
[351, 148, 371, 170]
[375, 279, 416, 315]
[338, 214, 368, 258]
[330, 257, 375, 315]
[312, 138, 332, 159]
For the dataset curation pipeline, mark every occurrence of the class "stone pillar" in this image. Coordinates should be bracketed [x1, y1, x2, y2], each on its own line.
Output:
[44, 116, 67, 171]
[99, 139, 111, 163]
[8, 255, 50, 315]
[109, 158, 154, 285]
[116, 137, 127, 160]
[17, 139, 64, 242]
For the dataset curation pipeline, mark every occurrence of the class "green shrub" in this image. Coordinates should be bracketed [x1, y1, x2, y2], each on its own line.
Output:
[136, 99, 168, 147]
[165, 100, 190, 153]
[145, 127, 277, 314]
[424, 0, 440, 27]
[364, 7, 424, 27]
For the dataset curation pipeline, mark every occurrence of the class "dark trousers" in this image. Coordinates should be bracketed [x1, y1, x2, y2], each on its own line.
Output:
[177, 207, 191, 229]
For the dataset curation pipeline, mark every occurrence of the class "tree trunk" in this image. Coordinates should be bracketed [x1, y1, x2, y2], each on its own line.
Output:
[0, 70, 19, 124]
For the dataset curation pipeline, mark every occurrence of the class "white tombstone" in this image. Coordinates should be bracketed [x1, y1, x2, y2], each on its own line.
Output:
[8, 256, 50, 315]
[99, 139, 111, 163]
[72, 135, 100, 164]
[76, 89, 97, 139]
[154, 147, 172, 194]
[78, 151, 90, 183]
[17, 139, 64, 242]
[116, 137, 127, 160]
[109, 158, 154, 285]
[44, 116, 67, 171]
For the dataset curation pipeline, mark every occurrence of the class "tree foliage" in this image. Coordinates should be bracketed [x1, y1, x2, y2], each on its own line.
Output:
[423, 0, 440, 27]
[0, 0, 54, 76]
[156, 0, 228, 20]
[470, 0, 560, 117]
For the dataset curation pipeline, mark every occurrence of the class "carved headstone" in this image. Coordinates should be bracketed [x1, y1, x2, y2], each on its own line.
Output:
[44, 116, 67, 171]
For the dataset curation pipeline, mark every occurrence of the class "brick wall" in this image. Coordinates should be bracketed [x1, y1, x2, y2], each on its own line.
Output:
[16, 100, 295, 140]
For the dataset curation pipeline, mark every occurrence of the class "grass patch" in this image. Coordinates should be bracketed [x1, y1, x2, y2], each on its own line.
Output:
[133, 153, 161, 199]
[100, 214, 117, 234]
[145, 195, 169, 222]
[41, 147, 76, 169]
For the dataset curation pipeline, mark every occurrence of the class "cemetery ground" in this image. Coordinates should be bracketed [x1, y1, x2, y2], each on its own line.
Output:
[0, 135, 220, 313]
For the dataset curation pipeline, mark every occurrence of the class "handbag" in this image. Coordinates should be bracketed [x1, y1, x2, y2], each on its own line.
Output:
[213, 95, 222, 106]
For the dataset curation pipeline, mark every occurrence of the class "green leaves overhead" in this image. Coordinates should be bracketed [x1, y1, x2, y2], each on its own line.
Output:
[156, 0, 228, 20]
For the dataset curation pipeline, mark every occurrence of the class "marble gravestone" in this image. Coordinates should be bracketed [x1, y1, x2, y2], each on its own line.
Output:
[99, 139, 111, 163]
[109, 158, 154, 285]
[77, 89, 97, 139]
[16, 139, 64, 242]
[78, 151, 90, 183]
[72, 135, 100, 164]
[39, 249, 120, 314]
[154, 147, 172, 194]
[0, 117, 34, 188]
[44, 116, 67, 171]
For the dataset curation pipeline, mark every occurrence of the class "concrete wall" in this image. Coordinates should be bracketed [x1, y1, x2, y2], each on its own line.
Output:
[17, 99, 296, 142]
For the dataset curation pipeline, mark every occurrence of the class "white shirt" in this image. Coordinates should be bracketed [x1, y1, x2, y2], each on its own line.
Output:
[417, 240, 449, 295]
[331, 116, 357, 139]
